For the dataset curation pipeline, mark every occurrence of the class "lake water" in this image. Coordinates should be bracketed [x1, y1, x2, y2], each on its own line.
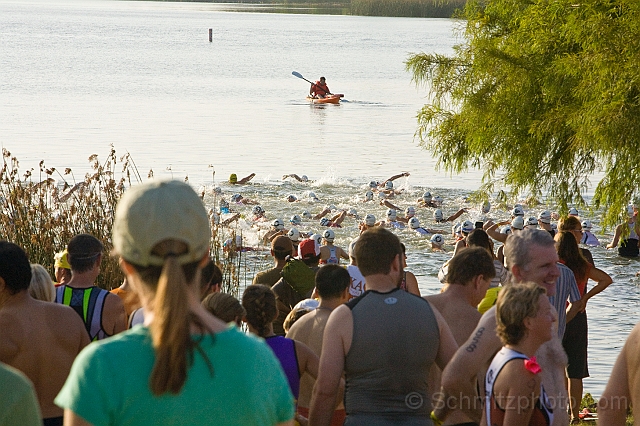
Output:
[2, 0, 639, 399]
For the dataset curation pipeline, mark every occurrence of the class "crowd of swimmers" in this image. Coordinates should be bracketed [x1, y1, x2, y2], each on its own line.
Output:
[2, 173, 640, 425]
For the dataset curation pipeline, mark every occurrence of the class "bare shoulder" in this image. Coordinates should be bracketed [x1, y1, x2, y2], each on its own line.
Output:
[42, 301, 87, 332]
[104, 291, 125, 310]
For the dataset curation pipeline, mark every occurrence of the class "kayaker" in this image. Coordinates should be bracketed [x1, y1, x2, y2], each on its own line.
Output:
[310, 77, 330, 98]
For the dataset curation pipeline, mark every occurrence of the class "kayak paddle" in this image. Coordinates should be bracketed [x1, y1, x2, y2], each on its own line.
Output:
[292, 71, 344, 97]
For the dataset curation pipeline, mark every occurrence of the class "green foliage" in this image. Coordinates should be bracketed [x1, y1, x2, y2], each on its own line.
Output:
[406, 0, 640, 229]
[351, 0, 464, 18]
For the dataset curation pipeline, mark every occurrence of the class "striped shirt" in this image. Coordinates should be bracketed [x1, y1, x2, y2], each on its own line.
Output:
[549, 263, 581, 339]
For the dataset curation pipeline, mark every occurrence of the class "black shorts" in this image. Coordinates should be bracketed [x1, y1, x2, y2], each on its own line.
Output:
[562, 310, 589, 379]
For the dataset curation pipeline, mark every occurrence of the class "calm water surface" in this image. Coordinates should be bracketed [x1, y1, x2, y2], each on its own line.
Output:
[2, 0, 639, 398]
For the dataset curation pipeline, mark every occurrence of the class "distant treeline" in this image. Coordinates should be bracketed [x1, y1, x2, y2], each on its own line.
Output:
[165, 0, 466, 18]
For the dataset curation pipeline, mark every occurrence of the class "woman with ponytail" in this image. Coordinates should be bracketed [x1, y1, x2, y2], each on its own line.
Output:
[56, 180, 294, 426]
[242, 285, 320, 421]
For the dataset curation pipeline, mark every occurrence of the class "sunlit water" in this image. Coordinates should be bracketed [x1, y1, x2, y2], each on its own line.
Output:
[2, 0, 639, 399]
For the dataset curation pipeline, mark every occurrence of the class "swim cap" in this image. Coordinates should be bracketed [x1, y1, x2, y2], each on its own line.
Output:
[538, 210, 551, 224]
[422, 191, 432, 202]
[302, 210, 312, 219]
[287, 194, 298, 202]
[287, 228, 300, 242]
[231, 193, 242, 203]
[405, 206, 416, 217]
[430, 234, 444, 246]
[320, 217, 330, 226]
[365, 190, 374, 201]
[252, 205, 264, 215]
[290, 214, 302, 225]
[409, 217, 420, 229]
[323, 229, 335, 242]
[434, 209, 444, 222]
[569, 207, 579, 216]
[581, 220, 592, 231]
[365, 214, 376, 226]
[272, 218, 285, 230]
[461, 220, 474, 234]
[511, 216, 525, 230]
[525, 217, 538, 228]
[511, 206, 524, 217]
[385, 181, 394, 190]
[481, 201, 491, 214]
[301, 175, 309, 182]
[386, 209, 397, 220]
[229, 174, 237, 183]
[54, 250, 71, 269]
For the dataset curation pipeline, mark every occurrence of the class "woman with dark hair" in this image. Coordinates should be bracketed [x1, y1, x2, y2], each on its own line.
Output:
[555, 230, 612, 423]
[485, 282, 556, 426]
[444, 229, 508, 313]
[56, 180, 294, 426]
[242, 285, 319, 401]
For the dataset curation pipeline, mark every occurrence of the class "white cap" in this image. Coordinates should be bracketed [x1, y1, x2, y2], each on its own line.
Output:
[511, 206, 525, 217]
[461, 220, 474, 234]
[365, 214, 376, 226]
[538, 210, 551, 224]
[481, 201, 491, 214]
[434, 209, 444, 221]
[569, 207, 579, 216]
[511, 216, 525, 230]
[409, 217, 420, 229]
[287, 227, 300, 242]
[581, 220, 592, 231]
[430, 234, 444, 246]
[525, 217, 538, 227]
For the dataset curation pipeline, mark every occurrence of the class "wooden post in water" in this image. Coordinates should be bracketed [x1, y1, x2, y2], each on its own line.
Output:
[209, 29, 213, 42]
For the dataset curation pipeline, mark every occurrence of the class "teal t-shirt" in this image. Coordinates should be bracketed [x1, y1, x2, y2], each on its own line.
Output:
[0, 362, 41, 426]
[55, 325, 294, 426]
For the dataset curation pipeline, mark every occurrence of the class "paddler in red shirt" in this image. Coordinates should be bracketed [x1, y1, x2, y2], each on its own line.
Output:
[310, 77, 330, 98]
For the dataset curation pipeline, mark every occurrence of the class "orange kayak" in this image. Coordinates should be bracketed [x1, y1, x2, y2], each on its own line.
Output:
[307, 95, 341, 104]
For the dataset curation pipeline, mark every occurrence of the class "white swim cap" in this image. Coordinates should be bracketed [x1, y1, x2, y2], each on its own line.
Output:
[272, 218, 285, 230]
[538, 210, 551, 224]
[365, 214, 376, 226]
[378, 192, 386, 200]
[434, 196, 443, 205]
[423, 191, 432, 202]
[290, 214, 302, 225]
[502, 225, 512, 235]
[302, 210, 312, 219]
[301, 175, 309, 182]
[288, 227, 300, 242]
[308, 191, 318, 200]
[627, 205, 635, 218]
[385, 181, 394, 190]
[320, 217, 330, 226]
[311, 233, 323, 245]
[386, 209, 397, 220]
[511, 206, 524, 217]
[323, 229, 335, 242]
[409, 217, 420, 229]
[430, 234, 444, 246]
[405, 206, 416, 217]
[369, 181, 378, 188]
[252, 205, 264, 215]
[287, 194, 297, 202]
[581, 219, 592, 231]
[511, 216, 525, 230]
[231, 193, 242, 203]
[525, 216, 538, 228]
[434, 209, 444, 221]
[569, 207, 579, 216]
[461, 220, 474, 234]
[365, 190, 374, 201]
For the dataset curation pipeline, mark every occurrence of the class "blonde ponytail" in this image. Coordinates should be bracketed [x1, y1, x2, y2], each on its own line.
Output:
[149, 255, 191, 395]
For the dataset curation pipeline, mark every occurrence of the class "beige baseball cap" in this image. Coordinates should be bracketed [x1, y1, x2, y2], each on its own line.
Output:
[113, 180, 210, 266]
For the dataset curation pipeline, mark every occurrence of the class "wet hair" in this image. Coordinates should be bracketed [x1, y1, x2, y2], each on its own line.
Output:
[496, 282, 546, 345]
[555, 231, 589, 283]
[29, 264, 55, 302]
[200, 260, 222, 294]
[202, 292, 245, 326]
[315, 264, 350, 299]
[355, 227, 402, 277]
[242, 284, 277, 338]
[467, 229, 494, 255]
[283, 307, 313, 333]
[67, 234, 103, 273]
[447, 247, 496, 286]
[273, 248, 290, 261]
[504, 229, 554, 272]
[127, 239, 205, 396]
[0, 242, 32, 294]
[558, 216, 581, 232]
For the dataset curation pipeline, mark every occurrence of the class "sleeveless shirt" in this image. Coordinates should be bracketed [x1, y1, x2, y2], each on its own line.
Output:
[485, 347, 553, 426]
[344, 288, 439, 422]
[55, 285, 110, 341]
[265, 336, 300, 400]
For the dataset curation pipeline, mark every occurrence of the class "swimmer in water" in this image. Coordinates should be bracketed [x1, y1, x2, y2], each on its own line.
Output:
[228, 173, 255, 185]
[282, 174, 310, 182]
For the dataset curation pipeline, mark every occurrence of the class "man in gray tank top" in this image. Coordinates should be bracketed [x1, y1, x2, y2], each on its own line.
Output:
[309, 227, 458, 426]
